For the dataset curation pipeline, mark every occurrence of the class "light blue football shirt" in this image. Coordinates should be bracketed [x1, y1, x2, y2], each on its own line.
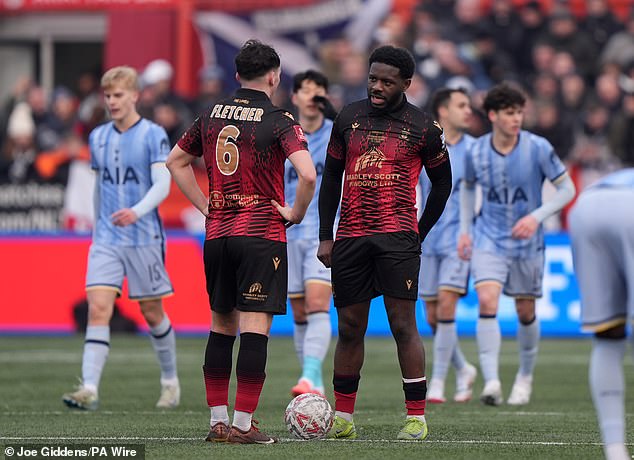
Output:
[590, 168, 634, 189]
[465, 130, 567, 257]
[89, 118, 170, 247]
[420, 133, 475, 255]
[284, 118, 333, 241]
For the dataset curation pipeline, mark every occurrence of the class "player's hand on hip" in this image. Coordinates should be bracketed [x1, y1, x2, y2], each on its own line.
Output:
[111, 208, 138, 227]
[271, 199, 297, 228]
[512, 215, 538, 240]
[457, 233, 472, 260]
[317, 240, 334, 268]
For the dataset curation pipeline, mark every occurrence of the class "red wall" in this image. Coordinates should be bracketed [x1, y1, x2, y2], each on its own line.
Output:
[0, 235, 210, 333]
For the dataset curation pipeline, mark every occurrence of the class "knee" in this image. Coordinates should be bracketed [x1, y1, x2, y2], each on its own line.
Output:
[140, 301, 164, 327]
[88, 300, 113, 322]
[516, 300, 536, 324]
[338, 319, 365, 344]
[477, 291, 499, 314]
[390, 319, 418, 344]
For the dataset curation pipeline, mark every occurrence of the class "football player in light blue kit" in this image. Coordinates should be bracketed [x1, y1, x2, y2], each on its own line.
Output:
[63, 66, 179, 410]
[419, 87, 477, 404]
[285, 70, 335, 397]
[569, 169, 634, 460]
[458, 83, 575, 406]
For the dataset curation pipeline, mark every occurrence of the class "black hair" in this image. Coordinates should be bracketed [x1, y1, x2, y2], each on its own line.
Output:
[483, 83, 526, 113]
[234, 39, 281, 81]
[368, 45, 415, 80]
[292, 70, 329, 93]
[429, 87, 469, 119]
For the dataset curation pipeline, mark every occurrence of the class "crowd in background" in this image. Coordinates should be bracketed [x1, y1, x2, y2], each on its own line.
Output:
[1, 0, 633, 231]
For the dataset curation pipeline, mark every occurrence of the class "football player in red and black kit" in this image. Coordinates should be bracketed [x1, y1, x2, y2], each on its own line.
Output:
[317, 45, 452, 440]
[167, 39, 316, 444]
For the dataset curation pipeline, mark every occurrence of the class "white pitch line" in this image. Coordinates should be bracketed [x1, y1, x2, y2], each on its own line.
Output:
[0, 436, 612, 446]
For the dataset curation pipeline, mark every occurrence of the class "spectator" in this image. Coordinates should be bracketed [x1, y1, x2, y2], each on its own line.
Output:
[532, 99, 574, 160]
[190, 65, 226, 117]
[582, 0, 624, 52]
[138, 59, 192, 129]
[568, 100, 621, 191]
[37, 86, 78, 152]
[560, 73, 588, 127]
[0, 102, 38, 184]
[600, 11, 634, 70]
[515, 1, 548, 75]
[484, 0, 524, 58]
[608, 92, 634, 166]
[540, 8, 598, 82]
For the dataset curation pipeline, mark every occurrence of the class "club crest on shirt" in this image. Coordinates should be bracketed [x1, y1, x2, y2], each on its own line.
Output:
[355, 147, 385, 172]
[293, 125, 307, 143]
[400, 127, 410, 140]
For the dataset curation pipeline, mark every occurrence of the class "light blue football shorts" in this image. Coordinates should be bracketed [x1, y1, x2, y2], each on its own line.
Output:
[569, 188, 634, 332]
[471, 249, 544, 298]
[418, 253, 470, 300]
[287, 238, 331, 298]
[85, 243, 173, 300]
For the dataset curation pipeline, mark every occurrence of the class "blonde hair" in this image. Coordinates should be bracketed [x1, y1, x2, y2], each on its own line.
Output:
[101, 66, 139, 91]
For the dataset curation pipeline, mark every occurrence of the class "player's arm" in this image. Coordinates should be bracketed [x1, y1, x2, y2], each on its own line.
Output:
[317, 153, 345, 268]
[418, 158, 452, 242]
[512, 173, 576, 239]
[166, 145, 209, 217]
[272, 149, 316, 224]
[92, 169, 100, 223]
[458, 179, 476, 260]
[111, 164, 171, 226]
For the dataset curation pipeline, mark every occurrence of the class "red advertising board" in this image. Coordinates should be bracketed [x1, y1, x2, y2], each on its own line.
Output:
[0, 234, 210, 333]
[0, 0, 180, 11]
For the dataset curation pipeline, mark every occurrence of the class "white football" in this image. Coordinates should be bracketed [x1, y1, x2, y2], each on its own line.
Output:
[284, 393, 334, 440]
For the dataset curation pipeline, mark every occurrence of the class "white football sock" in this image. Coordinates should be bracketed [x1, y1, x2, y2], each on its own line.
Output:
[517, 318, 539, 377]
[432, 322, 456, 381]
[293, 321, 307, 366]
[477, 317, 501, 382]
[590, 338, 626, 446]
[149, 314, 178, 381]
[82, 325, 110, 392]
[210, 405, 229, 426]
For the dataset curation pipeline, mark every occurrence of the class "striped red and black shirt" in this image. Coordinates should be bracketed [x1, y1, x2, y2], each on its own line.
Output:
[178, 88, 308, 242]
[327, 97, 448, 239]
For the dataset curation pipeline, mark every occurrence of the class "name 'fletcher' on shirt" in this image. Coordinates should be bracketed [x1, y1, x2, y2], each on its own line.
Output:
[209, 104, 264, 122]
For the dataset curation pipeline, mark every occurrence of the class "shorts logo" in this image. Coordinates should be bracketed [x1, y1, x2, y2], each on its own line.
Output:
[272, 257, 281, 271]
[406, 279, 413, 290]
[244, 282, 268, 302]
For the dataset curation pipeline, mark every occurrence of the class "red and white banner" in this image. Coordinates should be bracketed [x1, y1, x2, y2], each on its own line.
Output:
[0, 0, 179, 11]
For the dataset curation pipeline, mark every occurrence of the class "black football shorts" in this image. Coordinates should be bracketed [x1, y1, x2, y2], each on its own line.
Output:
[331, 231, 421, 307]
[204, 236, 288, 315]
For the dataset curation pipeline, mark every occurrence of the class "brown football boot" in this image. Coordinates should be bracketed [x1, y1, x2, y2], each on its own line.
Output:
[205, 422, 229, 442]
[227, 420, 277, 444]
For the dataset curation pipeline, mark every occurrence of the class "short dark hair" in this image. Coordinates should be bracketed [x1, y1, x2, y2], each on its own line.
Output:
[235, 39, 281, 81]
[368, 45, 415, 80]
[292, 70, 329, 93]
[429, 87, 469, 119]
[483, 83, 526, 113]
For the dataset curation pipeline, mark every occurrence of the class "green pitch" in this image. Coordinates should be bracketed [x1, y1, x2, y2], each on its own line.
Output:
[0, 335, 631, 459]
